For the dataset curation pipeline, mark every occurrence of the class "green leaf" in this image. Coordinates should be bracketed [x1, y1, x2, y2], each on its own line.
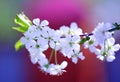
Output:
[86, 36, 90, 40]
[14, 12, 32, 30]
[12, 27, 27, 32]
[80, 36, 90, 44]
[80, 38, 86, 44]
[15, 40, 24, 51]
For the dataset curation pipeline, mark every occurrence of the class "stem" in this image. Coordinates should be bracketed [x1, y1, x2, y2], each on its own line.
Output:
[48, 49, 54, 63]
[103, 40, 108, 56]
[108, 27, 120, 32]
[80, 23, 120, 36]
[54, 44, 58, 64]
[108, 28, 118, 32]
[54, 50, 58, 64]
[80, 33, 93, 37]
[108, 23, 120, 32]
[79, 23, 120, 44]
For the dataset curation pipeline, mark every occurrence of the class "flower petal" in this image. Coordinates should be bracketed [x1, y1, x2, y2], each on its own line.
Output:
[33, 18, 40, 26]
[60, 61, 68, 69]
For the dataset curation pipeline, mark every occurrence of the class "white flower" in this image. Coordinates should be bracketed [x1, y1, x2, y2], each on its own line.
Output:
[49, 31, 62, 50]
[18, 16, 120, 76]
[72, 52, 85, 64]
[59, 22, 83, 37]
[37, 36, 49, 51]
[37, 53, 48, 66]
[21, 36, 48, 55]
[59, 26, 70, 37]
[106, 38, 120, 62]
[30, 53, 40, 64]
[24, 25, 41, 39]
[70, 22, 83, 35]
[20, 37, 36, 50]
[93, 22, 113, 44]
[96, 38, 120, 62]
[60, 35, 81, 58]
[84, 35, 98, 53]
[47, 61, 68, 75]
[30, 51, 47, 64]
[41, 26, 55, 39]
[40, 26, 62, 50]
[39, 59, 49, 73]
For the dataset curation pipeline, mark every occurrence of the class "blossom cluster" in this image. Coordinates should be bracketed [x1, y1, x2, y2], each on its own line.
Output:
[85, 23, 120, 62]
[13, 13, 120, 76]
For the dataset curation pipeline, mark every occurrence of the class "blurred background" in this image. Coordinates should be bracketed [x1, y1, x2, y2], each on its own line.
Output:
[0, 0, 120, 82]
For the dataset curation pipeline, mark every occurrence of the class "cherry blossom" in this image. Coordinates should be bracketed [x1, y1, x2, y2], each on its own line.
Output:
[13, 13, 120, 75]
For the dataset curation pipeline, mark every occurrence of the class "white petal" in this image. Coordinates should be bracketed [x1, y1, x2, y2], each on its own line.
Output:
[60, 26, 69, 34]
[106, 23, 113, 30]
[108, 50, 115, 55]
[75, 28, 83, 35]
[41, 29, 49, 37]
[105, 32, 112, 38]
[20, 37, 28, 44]
[37, 37, 48, 46]
[72, 57, 78, 64]
[38, 57, 48, 66]
[33, 18, 40, 26]
[26, 40, 36, 49]
[60, 61, 68, 69]
[49, 40, 55, 49]
[48, 64, 58, 75]
[89, 46, 97, 53]
[28, 25, 37, 32]
[113, 44, 120, 51]
[107, 55, 115, 62]
[41, 20, 49, 26]
[71, 35, 80, 43]
[84, 42, 89, 49]
[108, 38, 115, 46]
[94, 48, 101, 56]
[70, 22, 78, 29]
[72, 44, 80, 53]
[49, 71, 58, 75]
[78, 52, 85, 60]
[30, 55, 38, 64]
[97, 55, 104, 61]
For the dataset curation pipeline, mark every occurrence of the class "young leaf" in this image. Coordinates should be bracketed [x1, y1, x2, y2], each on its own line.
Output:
[12, 27, 27, 32]
[14, 12, 32, 30]
[80, 38, 86, 44]
[15, 39, 24, 51]
[80, 36, 90, 44]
